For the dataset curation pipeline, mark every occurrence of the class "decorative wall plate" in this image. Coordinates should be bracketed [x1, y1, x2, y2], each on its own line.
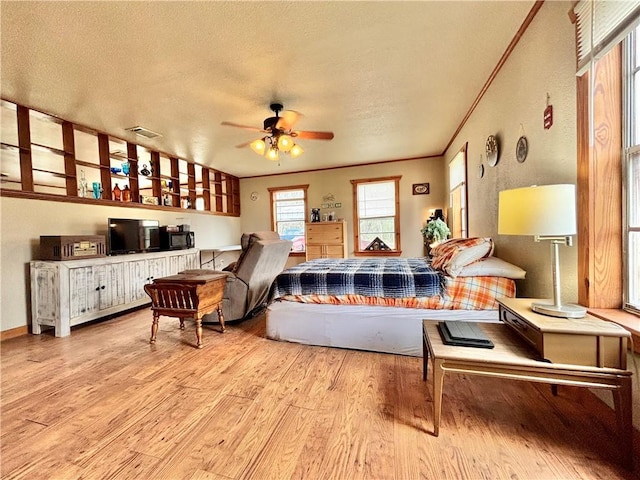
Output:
[250, 191, 259, 201]
[516, 136, 528, 163]
[412, 183, 429, 195]
[486, 135, 499, 167]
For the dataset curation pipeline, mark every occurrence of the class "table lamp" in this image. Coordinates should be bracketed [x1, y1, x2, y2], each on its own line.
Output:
[498, 184, 586, 318]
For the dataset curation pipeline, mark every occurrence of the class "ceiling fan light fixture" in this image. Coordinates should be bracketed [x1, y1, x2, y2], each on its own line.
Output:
[290, 144, 304, 158]
[277, 134, 294, 152]
[250, 138, 266, 155]
[265, 145, 279, 161]
[222, 103, 331, 162]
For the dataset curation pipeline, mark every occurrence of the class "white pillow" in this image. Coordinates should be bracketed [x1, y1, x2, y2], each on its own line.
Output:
[431, 238, 494, 275]
[455, 256, 526, 279]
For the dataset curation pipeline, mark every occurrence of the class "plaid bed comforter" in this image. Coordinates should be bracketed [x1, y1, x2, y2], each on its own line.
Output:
[272, 258, 444, 299]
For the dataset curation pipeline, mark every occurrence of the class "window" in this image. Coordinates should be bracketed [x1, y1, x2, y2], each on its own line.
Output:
[624, 25, 640, 313]
[351, 176, 401, 254]
[268, 185, 308, 253]
[572, 0, 640, 311]
[448, 146, 468, 238]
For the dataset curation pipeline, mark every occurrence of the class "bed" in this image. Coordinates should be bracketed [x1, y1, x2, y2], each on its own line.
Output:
[266, 238, 526, 356]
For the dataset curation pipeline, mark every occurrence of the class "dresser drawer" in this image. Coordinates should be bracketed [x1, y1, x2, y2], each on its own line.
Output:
[498, 298, 630, 368]
[306, 224, 344, 244]
[500, 305, 542, 353]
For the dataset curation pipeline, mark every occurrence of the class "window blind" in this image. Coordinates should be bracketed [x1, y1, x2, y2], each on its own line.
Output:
[574, 0, 640, 75]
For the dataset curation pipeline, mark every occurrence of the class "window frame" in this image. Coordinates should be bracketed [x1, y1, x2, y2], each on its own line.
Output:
[350, 175, 401, 256]
[623, 26, 640, 314]
[448, 144, 468, 238]
[268, 184, 309, 255]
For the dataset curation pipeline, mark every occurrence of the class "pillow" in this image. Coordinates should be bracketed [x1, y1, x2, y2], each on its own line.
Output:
[431, 237, 494, 276]
[456, 256, 526, 279]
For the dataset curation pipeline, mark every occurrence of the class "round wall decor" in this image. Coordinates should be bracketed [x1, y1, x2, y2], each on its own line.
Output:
[250, 191, 259, 201]
[486, 135, 499, 167]
[516, 136, 528, 163]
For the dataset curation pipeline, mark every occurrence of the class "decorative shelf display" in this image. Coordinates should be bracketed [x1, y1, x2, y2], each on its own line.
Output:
[0, 99, 240, 217]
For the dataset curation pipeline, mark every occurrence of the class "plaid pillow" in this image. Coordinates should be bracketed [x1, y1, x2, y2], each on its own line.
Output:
[431, 237, 494, 276]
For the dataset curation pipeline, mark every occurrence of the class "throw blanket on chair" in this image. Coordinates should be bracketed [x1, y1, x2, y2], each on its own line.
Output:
[272, 258, 444, 299]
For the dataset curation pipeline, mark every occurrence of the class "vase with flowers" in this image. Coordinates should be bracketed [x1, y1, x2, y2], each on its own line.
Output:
[420, 218, 450, 255]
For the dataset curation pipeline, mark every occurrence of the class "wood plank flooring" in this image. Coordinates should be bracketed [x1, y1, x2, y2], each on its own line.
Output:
[1, 308, 638, 479]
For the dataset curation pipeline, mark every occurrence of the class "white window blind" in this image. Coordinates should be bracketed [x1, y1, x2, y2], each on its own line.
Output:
[574, 0, 640, 75]
[269, 187, 307, 252]
[449, 150, 467, 238]
[354, 179, 398, 251]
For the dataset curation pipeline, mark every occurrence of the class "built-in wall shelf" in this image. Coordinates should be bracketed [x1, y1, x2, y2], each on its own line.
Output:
[0, 99, 240, 217]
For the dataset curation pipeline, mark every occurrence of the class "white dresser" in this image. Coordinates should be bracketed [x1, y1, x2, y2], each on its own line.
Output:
[30, 249, 199, 337]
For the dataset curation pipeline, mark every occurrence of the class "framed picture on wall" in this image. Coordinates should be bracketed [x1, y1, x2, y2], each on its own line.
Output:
[412, 183, 430, 195]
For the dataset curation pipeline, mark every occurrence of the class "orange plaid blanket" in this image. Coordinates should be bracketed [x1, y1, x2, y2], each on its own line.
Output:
[275, 275, 515, 310]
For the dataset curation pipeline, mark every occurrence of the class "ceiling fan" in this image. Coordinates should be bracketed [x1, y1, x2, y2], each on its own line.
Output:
[221, 103, 334, 161]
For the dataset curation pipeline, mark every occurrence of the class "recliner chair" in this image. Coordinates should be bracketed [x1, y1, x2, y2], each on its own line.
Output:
[184, 231, 292, 323]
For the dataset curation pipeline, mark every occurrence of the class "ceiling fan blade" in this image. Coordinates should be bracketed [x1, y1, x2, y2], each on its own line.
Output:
[235, 140, 255, 148]
[276, 110, 301, 130]
[293, 130, 335, 140]
[221, 121, 265, 132]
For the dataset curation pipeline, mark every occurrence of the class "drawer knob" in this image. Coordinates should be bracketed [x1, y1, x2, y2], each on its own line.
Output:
[511, 317, 528, 331]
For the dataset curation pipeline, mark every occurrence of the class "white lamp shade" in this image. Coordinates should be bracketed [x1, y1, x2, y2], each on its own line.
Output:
[498, 184, 577, 236]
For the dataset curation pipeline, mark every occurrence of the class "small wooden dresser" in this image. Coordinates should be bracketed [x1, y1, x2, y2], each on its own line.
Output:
[305, 221, 348, 261]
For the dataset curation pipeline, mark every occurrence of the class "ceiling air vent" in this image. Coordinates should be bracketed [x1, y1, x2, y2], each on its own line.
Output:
[125, 126, 162, 139]
[110, 150, 128, 159]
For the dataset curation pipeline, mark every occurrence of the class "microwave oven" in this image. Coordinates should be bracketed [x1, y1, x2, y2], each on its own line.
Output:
[159, 230, 195, 250]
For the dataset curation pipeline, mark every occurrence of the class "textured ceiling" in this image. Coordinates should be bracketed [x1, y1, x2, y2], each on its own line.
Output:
[1, 1, 535, 178]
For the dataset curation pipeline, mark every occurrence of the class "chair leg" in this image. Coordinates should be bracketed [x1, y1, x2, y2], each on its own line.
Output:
[150, 312, 160, 344]
[195, 314, 204, 349]
[217, 305, 225, 333]
[179, 318, 185, 330]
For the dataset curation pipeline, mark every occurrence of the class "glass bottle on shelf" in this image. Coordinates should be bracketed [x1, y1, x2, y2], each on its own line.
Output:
[122, 185, 131, 202]
[92, 182, 102, 199]
[78, 169, 88, 198]
[113, 183, 122, 201]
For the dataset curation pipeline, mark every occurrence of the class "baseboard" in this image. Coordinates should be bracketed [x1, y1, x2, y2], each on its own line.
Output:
[1, 326, 29, 341]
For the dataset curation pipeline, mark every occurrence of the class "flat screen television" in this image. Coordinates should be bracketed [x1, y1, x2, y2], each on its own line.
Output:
[108, 218, 160, 255]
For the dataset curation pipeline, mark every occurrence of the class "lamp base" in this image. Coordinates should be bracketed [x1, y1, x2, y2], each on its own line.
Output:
[531, 301, 587, 319]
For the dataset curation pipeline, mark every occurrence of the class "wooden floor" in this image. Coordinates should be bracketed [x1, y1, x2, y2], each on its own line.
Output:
[2, 309, 639, 480]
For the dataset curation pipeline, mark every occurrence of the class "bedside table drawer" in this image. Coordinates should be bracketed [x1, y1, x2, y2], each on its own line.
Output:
[498, 298, 629, 368]
[500, 306, 542, 352]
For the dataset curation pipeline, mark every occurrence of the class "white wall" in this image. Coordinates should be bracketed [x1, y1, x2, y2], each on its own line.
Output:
[0, 195, 241, 331]
[443, 1, 578, 302]
[240, 157, 446, 261]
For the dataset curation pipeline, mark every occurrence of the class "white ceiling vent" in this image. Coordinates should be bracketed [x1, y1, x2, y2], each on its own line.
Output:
[109, 150, 128, 159]
[125, 126, 162, 139]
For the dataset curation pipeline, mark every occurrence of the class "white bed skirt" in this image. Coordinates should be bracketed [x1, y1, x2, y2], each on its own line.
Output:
[266, 301, 500, 357]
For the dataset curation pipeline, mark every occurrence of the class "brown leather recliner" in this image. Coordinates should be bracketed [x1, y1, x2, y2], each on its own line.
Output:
[185, 231, 292, 323]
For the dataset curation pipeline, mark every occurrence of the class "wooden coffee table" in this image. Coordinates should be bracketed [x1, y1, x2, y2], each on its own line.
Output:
[422, 320, 633, 467]
[148, 271, 227, 348]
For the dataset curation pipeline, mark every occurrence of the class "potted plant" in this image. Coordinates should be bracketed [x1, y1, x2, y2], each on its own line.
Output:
[421, 218, 451, 251]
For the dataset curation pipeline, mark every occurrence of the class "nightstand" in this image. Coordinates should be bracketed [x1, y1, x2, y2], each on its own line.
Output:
[498, 297, 630, 369]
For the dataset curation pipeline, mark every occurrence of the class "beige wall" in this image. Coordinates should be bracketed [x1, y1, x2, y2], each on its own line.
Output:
[443, 1, 578, 302]
[440, 1, 640, 431]
[240, 157, 446, 262]
[0, 196, 241, 331]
